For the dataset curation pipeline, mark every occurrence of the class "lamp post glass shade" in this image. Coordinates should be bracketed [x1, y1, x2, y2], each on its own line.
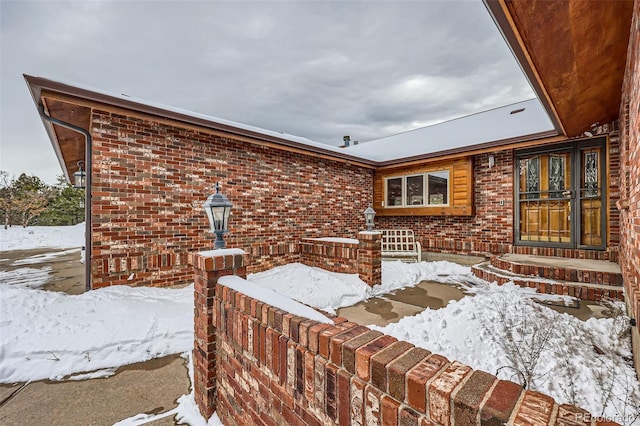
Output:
[73, 162, 86, 189]
[203, 182, 232, 249]
[364, 206, 376, 231]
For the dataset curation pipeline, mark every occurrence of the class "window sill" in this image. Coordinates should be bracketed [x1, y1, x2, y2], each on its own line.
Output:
[376, 205, 473, 217]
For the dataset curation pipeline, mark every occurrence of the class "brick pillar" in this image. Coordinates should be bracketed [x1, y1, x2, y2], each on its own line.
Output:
[193, 249, 246, 419]
[357, 231, 382, 287]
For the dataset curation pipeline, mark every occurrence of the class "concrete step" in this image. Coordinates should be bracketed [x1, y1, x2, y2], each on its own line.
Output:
[471, 261, 624, 302]
[490, 253, 623, 286]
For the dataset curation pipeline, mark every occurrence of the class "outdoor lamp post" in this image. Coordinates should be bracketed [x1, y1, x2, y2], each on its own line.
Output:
[203, 182, 233, 249]
[364, 206, 376, 231]
[73, 161, 86, 189]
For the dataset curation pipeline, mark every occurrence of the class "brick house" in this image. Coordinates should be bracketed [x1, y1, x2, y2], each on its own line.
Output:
[25, 0, 639, 375]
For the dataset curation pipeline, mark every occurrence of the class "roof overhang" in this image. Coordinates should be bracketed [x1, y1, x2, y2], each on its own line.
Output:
[25, 77, 92, 181]
[24, 75, 379, 176]
[485, 0, 634, 138]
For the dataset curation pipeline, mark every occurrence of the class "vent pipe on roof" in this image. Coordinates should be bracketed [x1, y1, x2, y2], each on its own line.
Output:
[343, 135, 350, 147]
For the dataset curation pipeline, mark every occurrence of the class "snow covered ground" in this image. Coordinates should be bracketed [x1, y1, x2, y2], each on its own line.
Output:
[1, 225, 639, 425]
[0, 223, 85, 252]
[248, 260, 476, 314]
[372, 282, 640, 423]
[0, 284, 193, 383]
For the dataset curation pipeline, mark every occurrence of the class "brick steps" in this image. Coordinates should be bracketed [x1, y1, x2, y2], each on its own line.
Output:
[471, 261, 625, 302]
[490, 254, 623, 286]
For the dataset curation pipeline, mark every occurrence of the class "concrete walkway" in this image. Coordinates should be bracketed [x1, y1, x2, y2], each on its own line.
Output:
[0, 355, 190, 426]
[338, 252, 612, 325]
[0, 248, 85, 294]
[337, 280, 468, 326]
[0, 248, 190, 426]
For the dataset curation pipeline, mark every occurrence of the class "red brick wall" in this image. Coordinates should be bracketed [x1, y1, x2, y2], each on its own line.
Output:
[299, 239, 359, 274]
[379, 151, 515, 256]
[609, 131, 622, 250]
[88, 108, 623, 289]
[193, 251, 603, 425]
[618, 0, 640, 376]
[299, 235, 382, 286]
[380, 144, 621, 260]
[89, 110, 374, 288]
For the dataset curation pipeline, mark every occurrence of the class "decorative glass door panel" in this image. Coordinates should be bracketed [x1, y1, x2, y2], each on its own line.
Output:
[518, 152, 572, 243]
[516, 140, 606, 249]
[579, 147, 603, 247]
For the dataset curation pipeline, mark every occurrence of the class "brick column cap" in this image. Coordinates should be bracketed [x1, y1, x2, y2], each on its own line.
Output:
[194, 248, 246, 271]
[198, 248, 246, 256]
[358, 231, 383, 241]
[302, 237, 360, 245]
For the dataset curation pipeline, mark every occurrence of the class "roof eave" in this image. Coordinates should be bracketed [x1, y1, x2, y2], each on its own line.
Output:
[23, 75, 74, 183]
[376, 129, 560, 167]
[483, 0, 566, 136]
[24, 75, 562, 171]
[23, 75, 377, 168]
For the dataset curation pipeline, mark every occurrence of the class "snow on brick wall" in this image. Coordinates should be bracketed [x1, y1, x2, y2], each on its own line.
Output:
[89, 110, 374, 288]
[192, 251, 605, 425]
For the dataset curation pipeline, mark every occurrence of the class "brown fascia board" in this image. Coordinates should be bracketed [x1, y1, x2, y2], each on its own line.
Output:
[482, 0, 566, 136]
[23, 75, 377, 168]
[376, 129, 561, 168]
[25, 74, 560, 171]
[24, 75, 74, 182]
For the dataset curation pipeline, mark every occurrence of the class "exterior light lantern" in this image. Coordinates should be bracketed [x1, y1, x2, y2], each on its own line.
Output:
[73, 161, 86, 189]
[203, 182, 233, 249]
[363, 206, 376, 231]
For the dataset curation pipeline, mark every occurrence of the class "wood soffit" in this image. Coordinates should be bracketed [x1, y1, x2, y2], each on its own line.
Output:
[487, 0, 633, 138]
[42, 97, 91, 179]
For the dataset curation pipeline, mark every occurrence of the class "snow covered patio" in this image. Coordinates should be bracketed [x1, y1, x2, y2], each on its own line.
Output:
[1, 225, 639, 424]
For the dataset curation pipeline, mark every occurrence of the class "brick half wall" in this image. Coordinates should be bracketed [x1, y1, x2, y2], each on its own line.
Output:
[193, 251, 604, 425]
[299, 232, 382, 286]
[299, 238, 359, 274]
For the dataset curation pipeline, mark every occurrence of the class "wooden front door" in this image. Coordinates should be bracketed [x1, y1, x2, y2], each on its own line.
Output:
[515, 139, 606, 249]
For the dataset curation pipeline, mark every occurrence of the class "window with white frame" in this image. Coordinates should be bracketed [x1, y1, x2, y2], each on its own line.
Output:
[384, 170, 450, 207]
[386, 177, 403, 206]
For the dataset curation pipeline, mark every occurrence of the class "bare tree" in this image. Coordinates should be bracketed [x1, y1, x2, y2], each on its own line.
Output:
[475, 286, 556, 389]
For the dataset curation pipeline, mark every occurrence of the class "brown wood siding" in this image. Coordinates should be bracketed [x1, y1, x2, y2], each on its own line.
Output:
[373, 157, 474, 216]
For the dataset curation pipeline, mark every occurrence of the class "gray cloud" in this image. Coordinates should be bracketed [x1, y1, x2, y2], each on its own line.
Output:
[1, 0, 532, 184]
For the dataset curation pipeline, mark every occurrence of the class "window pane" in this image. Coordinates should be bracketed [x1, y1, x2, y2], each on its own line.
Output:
[428, 171, 449, 205]
[386, 177, 403, 206]
[548, 155, 566, 198]
[519, 157, 540, 199]
[582, 149, 600, 197]
[406, 175, 424, 206]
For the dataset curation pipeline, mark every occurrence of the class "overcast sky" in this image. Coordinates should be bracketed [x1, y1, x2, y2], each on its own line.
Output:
[1, 0, 533, 184]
